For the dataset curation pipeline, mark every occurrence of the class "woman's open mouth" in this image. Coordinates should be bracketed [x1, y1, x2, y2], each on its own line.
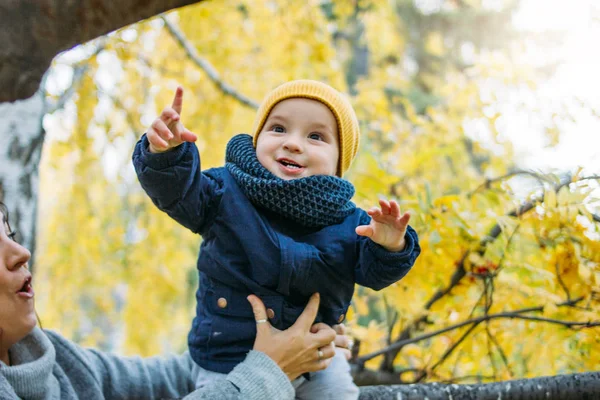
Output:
[17, 276, 34, 298]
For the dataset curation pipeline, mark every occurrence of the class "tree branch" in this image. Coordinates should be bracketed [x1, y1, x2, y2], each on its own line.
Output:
[161, 16, 259, 110]
[468, 169, 551, 197]
[359, 297, 586, 364]
[358, 371, 600, 399]
[381, 174, 600, 369]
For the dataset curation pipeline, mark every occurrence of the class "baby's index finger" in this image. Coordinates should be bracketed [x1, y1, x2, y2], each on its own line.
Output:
[171, 86, 184, 115]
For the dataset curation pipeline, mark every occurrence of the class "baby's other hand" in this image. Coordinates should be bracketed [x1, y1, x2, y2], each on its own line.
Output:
[147, 86, 198, 153]
[355, 199, 410, 252]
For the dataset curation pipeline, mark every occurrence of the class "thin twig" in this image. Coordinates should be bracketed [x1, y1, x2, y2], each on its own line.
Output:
[486, 326, 499, 379]
[486, 325, 513, 378]
[161, 16, 259, 110]
[423, 322, 480, 380]
[468, 170, 551, 197]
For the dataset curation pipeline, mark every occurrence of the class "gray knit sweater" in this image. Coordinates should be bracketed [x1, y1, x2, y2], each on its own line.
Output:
[0, 328, 294, 400]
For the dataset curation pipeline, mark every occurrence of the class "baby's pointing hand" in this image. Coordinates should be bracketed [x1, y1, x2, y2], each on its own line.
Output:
[147, 86, 198, 153]
[355, 199, 410, 252]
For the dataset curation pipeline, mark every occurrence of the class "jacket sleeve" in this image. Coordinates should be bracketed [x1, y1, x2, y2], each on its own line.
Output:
[354, 211, 421, 291]
[46, 330, 294, 400]
[132, 134, 222, 234]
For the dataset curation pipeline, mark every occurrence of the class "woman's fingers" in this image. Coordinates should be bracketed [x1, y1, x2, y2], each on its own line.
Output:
[247, 295, 272, 335]
[321, 341, 336, 358]
[310, 322, 330, 334]
[333, 327, 351, 349]
[332, 323, 346, 335]
[293, 293, 320, 331]
[311, 324, 336, 346]
[338, 347, 351, 361]
[333, 323, 353, 361]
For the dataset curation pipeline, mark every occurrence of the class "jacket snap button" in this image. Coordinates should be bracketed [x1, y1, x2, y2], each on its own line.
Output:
[337, 313, 345, 323]
[267, 308, 275, 319]
[217, 297, 228, 308]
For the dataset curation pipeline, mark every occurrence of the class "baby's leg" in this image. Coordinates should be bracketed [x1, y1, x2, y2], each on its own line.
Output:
[295, 348, 359, 400]
[191, 362, 228, 389]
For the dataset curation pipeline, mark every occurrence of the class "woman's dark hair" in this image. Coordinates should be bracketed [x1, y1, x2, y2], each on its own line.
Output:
[0, 201, 15, 241]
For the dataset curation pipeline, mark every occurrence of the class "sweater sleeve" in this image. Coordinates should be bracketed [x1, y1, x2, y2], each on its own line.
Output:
[132, 134, 222, 234]
[354, 211, 421, 291]
[0, 375, 19, 399]
[46, 331, 295, 400]
[184, 351, 295, 400]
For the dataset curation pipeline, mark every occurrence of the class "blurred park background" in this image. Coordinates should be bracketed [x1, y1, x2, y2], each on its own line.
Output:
[28, 0, 600, 385]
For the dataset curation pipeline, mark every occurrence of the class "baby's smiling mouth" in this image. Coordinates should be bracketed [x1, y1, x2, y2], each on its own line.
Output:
[277, 158, 304, 169]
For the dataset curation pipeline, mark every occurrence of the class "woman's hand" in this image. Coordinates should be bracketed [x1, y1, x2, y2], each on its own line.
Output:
[332, 323, 354, 360]
[247, 293, 336, 381]
[310, 322, 354, 360]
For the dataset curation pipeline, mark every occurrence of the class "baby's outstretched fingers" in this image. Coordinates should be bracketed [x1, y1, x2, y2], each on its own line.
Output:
[171, 86, 184, 115]
[160, 107, 180, 125]
[151, 118, 173, 141]
[378, 199, 391, 215]
[367, 207, 381, 217]
[355, 224, 373, 238]
[147, 131, 169, 150]
[389, 200, 401, 218]
[180, 129, 198, 143]
[398, 211, 411, 227]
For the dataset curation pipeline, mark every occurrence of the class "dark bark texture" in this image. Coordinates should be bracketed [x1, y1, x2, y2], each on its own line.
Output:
[0, 0, 205, 103]
[358, 371, 600, 399]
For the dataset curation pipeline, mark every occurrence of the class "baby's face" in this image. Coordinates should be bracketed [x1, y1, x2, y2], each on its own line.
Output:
[256, 98, 339, 180]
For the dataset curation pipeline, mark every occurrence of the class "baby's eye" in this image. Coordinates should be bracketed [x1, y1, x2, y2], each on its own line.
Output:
[272, 125, 285, 133]
[308, 133, 323, 141]
[7, 230, 17, 242]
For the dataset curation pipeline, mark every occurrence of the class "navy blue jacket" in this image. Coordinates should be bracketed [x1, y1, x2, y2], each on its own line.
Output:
[133, 136, 420, 373]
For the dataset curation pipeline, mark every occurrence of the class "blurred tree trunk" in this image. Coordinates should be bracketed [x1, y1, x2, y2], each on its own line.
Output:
[0, 0, 205, 103]
[0, 91, 45, 271]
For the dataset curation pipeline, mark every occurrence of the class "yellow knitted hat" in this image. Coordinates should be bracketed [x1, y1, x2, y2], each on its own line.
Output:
[252, 80, 360, 177]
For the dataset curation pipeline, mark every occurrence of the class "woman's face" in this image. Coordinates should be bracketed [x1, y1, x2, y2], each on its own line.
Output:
[0, 211, 36, 360]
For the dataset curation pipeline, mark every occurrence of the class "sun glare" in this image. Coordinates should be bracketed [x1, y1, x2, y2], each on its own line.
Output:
[507, 0, 600, 172]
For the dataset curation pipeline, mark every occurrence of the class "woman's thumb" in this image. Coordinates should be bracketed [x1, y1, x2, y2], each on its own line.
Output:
[247, 295, 268, 323]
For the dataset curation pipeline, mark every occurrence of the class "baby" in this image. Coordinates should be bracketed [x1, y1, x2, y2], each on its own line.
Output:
[133, 80, 421, 399]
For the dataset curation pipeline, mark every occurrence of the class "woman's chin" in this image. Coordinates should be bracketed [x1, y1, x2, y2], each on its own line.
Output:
[22, 309, 38, 333]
